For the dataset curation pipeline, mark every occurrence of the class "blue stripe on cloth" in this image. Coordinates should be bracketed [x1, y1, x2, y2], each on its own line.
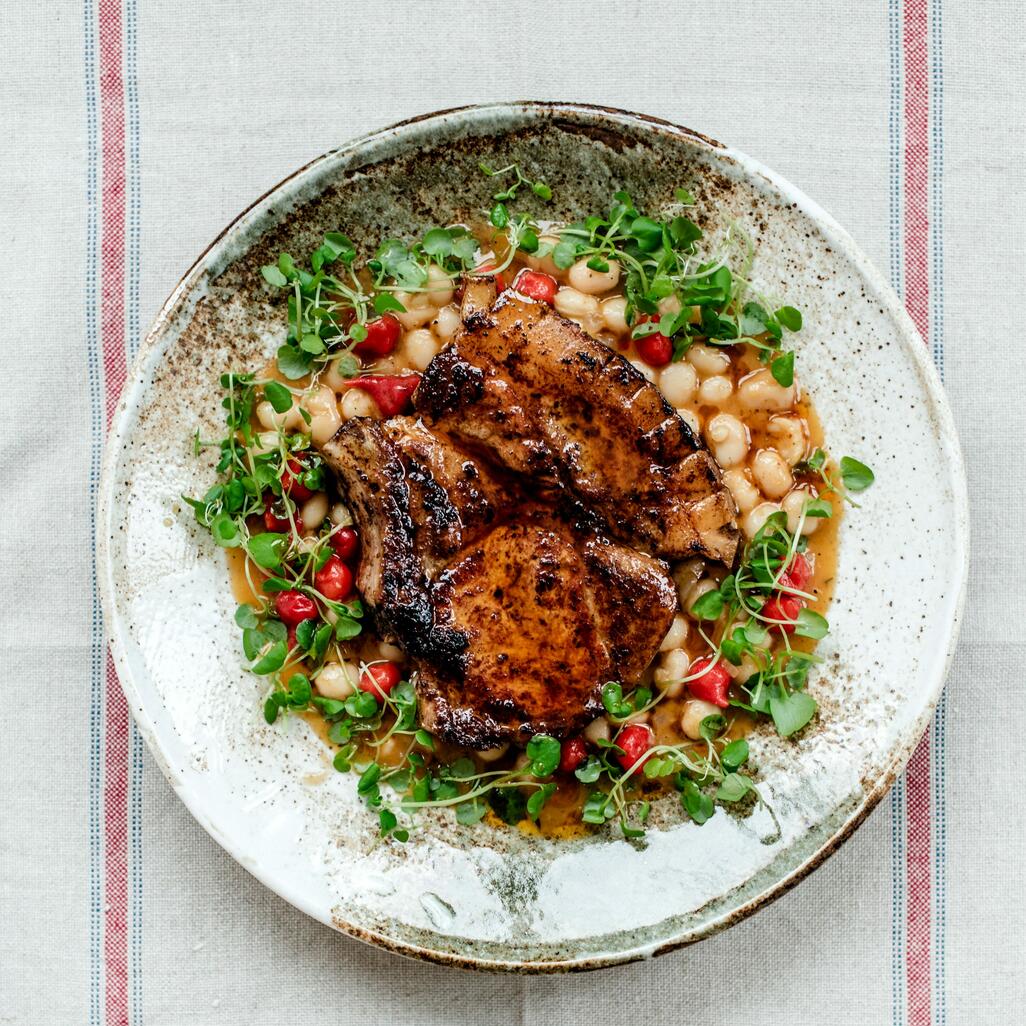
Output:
[929, 0, 947, 1021]
[83, 0, 104, 1023]
[888, 0, 907, 1023]
[124, 0, 144, 1021]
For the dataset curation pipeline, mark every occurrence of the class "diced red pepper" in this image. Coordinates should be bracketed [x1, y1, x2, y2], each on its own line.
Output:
[514, 270, 558, 305]
[353, 315, 401, 358]
[474, 262, 506, 293]
[275, 590, 318, 627]
[282, 456, 313, 501]
[779, 553, 812, 592]
[761, 593, 803, 634]
[688, 655, 732, 707]
[263, 497, 302, 535]
[314, 554, 354, 601]
[331, 526, 359, 562]
[346, 373, 421, 417]
[359, 661, 402, 697]
[616, 723, 653, 770]
[634, 316, 673, 367]
[559, 737, 588, 773]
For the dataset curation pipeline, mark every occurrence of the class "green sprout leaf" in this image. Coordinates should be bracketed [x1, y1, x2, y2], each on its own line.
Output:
[525, 735, 561, 777]
[770, 689, 818, 737]
[840, 456, 875, 492]
[263, 381, 293, 413]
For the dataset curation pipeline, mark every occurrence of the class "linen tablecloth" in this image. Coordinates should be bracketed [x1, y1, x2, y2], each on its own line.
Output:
[2, 1, 1022, 1023]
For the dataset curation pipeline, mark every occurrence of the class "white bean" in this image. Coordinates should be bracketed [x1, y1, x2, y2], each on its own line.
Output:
[672, 557, 706, 607]
[477, 742, 509, 763]
[301, 385, 342, 445]
[751, 448, 794, 499]
[686, 341, 731, 377]
[300, 492, 329, 530]
[705, 413, 749, 468]
[685, 578, 718, 615]
[722, 467, 761, 513]
[653, 647, 690, 697]
[340, 388, 380, 420]
[697, 374, 733, 406]
[737, 367, 795, 411]
[657, 295, 683, 316]
[315, 661, 359, 699]
[782, 486, 822, 535]
[322, 358, 356, 393]
[677, 407, 702, 436]
[601, 295, 628, 335]
[554, 286, 600, 326]
[659, 614, 690, 652]
[568, 257, 620, 294]
[680, 700, 722, 741]
[659, 362, 698, 407]
[584, 717, 612, 744]
[526, 234, 562, 276]
[256, 399, 303, 432]
[378, 641, 404, 661]
[768, 415, 808, 466]
[630, 358, 657, 383]
[433, 304, 461, 341]
[424, 263, 454, 306]
[393, 290, 437, 329]
[329, 502, 352, 527]
[403, 328, 440, 371]
[743, 501, 783, 539]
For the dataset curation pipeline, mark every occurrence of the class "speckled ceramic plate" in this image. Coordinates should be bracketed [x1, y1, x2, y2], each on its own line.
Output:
[97, 103, 968, 972]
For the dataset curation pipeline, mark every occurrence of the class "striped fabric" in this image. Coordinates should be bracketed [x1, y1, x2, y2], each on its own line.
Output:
[1, 2, 1019, 1024]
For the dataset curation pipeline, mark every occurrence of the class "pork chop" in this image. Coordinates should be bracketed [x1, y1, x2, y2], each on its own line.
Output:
[413, 279, 741, 566]
[319, 418, 677, 746]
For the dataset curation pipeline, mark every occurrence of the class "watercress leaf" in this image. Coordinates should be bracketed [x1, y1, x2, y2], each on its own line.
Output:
[263, 693, 284, 724]
[414, 729, 435, 750]
[489, 203, 509, 229]
[422, 227, 454, 258]
[372, 292, 406, 314]
[276, 344, 313, 380]
[675, 187, 695, 204]
[574, 755, 602, 784]
[209, 512, 240, 548]
[447, 757, 477, 780]
[346, 692, 379, 719]
[488, 787, 527, 826]
[582, 790, 615, 824]
[300, 332, 325, 355]
[531, 181, 553, 201]
[794, 608, 829, 640]
[456, 798, 488, 825]
[261, 264, 288, 287]
[716, 772, 752, 802]
[311, 623, 332, 662]
[690, 588, 724, 621]
[312, 696, 347, 717]
[681, 779, 714, 825]
[332, 746, 354, 772]
[358, 763, 381, 795]
[771, 351, 795, 388]
[552, 240, 577, 269]
[263, 381, 293, 413]
[775, 305, 803, 331]
[286, 673, 311, 706]
[804, 497, 834, 518]
[770, 689, 818, 737]
[600, 681, 632, 718]
[527, 783, 557, 819]
[334, 616, 362, 640]
[247, 532, 285, 570]
[525, 734, 561, 777]
[721, 739, 750, 771]
[294, 618, 317, 650]
[840, 456, 875, 492]
[699, 714, 727, 741]
[378, 808, 398, 836]
[234, 603, 259, 629]
[251, 640, 287, 675]
[668, 216, 702, 248]
[322, 232, 355, 264]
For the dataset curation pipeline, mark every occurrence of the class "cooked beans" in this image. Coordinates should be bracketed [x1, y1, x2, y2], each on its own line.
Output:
[697, 374, 733, 406]
[584, 717, 611, 744]
[672, 557, 706, 606]
[568, 257, 620, 294]
[680, 699, 722, 741]
[659, 614, 690, 652]
[340, 388, 379, 420]
[737, 367, 795, 410]
[768, 415, 808, 466]
[424, 263, 454, 306]
[554, 286, 601, 328]
[300, 492, 329, 530]
[659, 362, 698, 406]
[630, 358, 658, 383]
[403, 328, 440, 371]
[329, 502, 352, 527]
[393, 289, 437, 329]
[433, 304, 461, 341]
[685, 577, 718, 615]
[601, 295, 628, 335]
[722, 467, 761, 514]
[782, 486, 822, 535]
[477, 742, 510, 763]
[743, 501, 783, 538]
[653, 648, 689, 697]
[686, 342, 731, 377]
[378, 641, 404, 661]
[677, 407, 702, 436]
[315, 661, 359, 699]
[705, 413, 749, 468]
[751, 447, 794, 499]
[527, 234, 562, 276]
[304, 385, 342, 445]
[256, 399, 303, 431]
[322, 358, 352, 393]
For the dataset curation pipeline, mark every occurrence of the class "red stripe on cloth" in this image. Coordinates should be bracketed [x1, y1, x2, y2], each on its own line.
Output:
[903, 2, 933, 1024]
[98, 1, 130, 1024]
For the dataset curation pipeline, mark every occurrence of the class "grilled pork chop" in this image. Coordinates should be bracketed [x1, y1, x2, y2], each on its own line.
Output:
[320, 418, 676, 746]
[414, 279, 741, 566]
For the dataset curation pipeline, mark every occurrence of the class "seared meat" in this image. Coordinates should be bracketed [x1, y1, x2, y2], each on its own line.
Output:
[413, 282, 741, 566]
[320, 418, 676, 746]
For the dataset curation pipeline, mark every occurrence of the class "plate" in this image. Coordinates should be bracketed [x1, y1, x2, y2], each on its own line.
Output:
[97, 102, 968, 971]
